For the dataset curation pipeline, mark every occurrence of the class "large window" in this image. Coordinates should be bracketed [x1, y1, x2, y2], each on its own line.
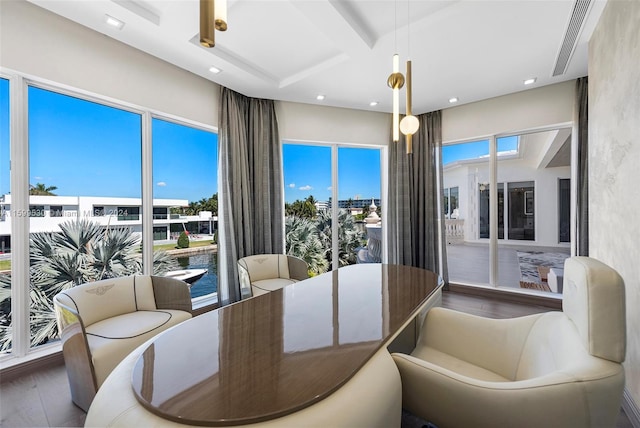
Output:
[443, 139, 490, 285]
[117, 206, 140, 221]
[338, 147, 381, 266]
[283, 144, 332, 274]
[443, 187, 459, 218]
[152, 118, 218, 301]
[0, 76, 218, 361]
[283, 143, 381, 273]
[26, 86, 142, 350]
[0, 77, 11, 353]
[444, 130, 571, 294]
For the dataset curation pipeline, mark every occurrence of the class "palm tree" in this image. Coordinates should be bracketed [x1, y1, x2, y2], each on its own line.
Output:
[285, 198, 316, 219]
[29, 183, 58, 196]
[335, 209, 366, 266]
[0, 219, 178, 351]
[285, 216, 328, 275]
[316, 209, 365, 268]
[182, 193, 218, 216]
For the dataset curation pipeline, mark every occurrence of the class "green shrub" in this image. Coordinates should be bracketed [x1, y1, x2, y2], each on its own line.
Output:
[177, 231, 190, 249]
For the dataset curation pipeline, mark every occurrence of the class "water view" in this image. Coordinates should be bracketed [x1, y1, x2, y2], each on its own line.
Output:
[174, 251, 218, 298]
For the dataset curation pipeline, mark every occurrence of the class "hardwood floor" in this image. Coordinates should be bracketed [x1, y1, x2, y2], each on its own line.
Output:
[0, 290, 633, 427]
[0, 357, 85, 427]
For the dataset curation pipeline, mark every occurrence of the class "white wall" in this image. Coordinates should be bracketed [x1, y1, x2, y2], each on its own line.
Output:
[441, 81, 574, 143]
[277, 101, 389, 146]
[589, 0, 640, 417]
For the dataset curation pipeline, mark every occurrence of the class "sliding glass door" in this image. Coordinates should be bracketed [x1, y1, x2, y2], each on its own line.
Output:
[442, 139, 490, 285]
[283, 143, 382, 273]
[444, 128, 572, 294]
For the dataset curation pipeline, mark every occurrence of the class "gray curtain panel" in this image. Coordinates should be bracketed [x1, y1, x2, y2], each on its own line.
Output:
[388, 111, 448, 284]
[218, 87, 284, 304]
[576, 77, 589, 256]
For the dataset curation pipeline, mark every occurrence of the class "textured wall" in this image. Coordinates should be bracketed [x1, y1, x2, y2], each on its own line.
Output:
[589, 0, 640, 414]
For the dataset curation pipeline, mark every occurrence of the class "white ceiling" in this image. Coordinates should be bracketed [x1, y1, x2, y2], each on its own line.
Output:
[27, 0, 607, 114]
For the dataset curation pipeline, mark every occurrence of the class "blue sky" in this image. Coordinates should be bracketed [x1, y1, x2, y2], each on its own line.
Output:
[0, 79, 9, 196]
[1, 85, 217, 203]
[28, 87, 143, 198]
[282, 144, 381, 203]
[443, 137, 518, 165]
[151, 118, 217, 202]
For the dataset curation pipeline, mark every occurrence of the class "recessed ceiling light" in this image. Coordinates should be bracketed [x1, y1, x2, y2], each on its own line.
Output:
[449, 97, 459, 103]
[209, 66, 221, 74]
[104, 14, 125, 29]
[524, 78, 537, 85]
[316, 94, 325, 101]
[369, 101, 379, 107]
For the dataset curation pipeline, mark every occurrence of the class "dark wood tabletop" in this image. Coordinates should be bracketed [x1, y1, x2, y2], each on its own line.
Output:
[131, 263, 443, 426]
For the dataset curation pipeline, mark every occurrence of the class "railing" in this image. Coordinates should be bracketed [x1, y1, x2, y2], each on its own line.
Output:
[445, 219, 464, 244]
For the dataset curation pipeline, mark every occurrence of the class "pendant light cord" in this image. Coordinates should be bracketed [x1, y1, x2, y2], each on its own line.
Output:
[407, 0, 410, 59]
[394, 0, 398, 52]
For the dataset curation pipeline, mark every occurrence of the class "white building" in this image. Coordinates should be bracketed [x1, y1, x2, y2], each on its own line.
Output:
[443, 129, 571, 248]
[0, 194, 217, 252]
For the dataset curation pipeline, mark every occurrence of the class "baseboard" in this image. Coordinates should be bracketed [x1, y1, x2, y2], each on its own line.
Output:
[447, 283, 563, 310]
[0, 350, 64, 384]
[623, 388, 640, 428]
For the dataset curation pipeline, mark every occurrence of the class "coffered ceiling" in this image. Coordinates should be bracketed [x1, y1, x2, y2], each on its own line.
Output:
[27, 0, 607, 114]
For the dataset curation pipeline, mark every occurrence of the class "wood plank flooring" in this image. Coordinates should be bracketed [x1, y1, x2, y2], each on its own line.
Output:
[0, 290, 633, 427]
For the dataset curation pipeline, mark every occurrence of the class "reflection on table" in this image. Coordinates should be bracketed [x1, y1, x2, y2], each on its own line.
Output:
[129, 264, 442, 426]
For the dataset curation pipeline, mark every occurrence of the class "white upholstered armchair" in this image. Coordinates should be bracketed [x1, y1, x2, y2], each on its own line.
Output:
[392, 256, 626, 428]
[54, 275, 192, 411]
[237, 254, 309, 299]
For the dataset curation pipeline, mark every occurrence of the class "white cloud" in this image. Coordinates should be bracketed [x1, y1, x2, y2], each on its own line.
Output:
[288, 183, 295, 188]
[327, 186, 332, 191]
[299, 185, 312, 191]
[156, 181, 167, 187]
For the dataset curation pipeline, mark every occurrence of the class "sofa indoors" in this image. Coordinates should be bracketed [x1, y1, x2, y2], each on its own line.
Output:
[53, 274, 192, 411]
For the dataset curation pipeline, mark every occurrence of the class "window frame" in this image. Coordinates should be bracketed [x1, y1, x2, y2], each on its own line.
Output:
[282, 140, 388, 270]
[442, 124, 573, 292]
[1, 71, 219, 366]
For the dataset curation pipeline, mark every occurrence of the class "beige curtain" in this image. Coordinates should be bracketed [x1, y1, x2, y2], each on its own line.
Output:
[388, 111, 448, 284]
[218, 87, 284, 304]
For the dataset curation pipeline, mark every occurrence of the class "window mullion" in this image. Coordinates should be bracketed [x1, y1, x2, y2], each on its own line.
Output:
[489, 135, 498, 286]
[10, 76, 29, 356]
[141, 112, 153, 275]
[331, 145, 339, 270]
